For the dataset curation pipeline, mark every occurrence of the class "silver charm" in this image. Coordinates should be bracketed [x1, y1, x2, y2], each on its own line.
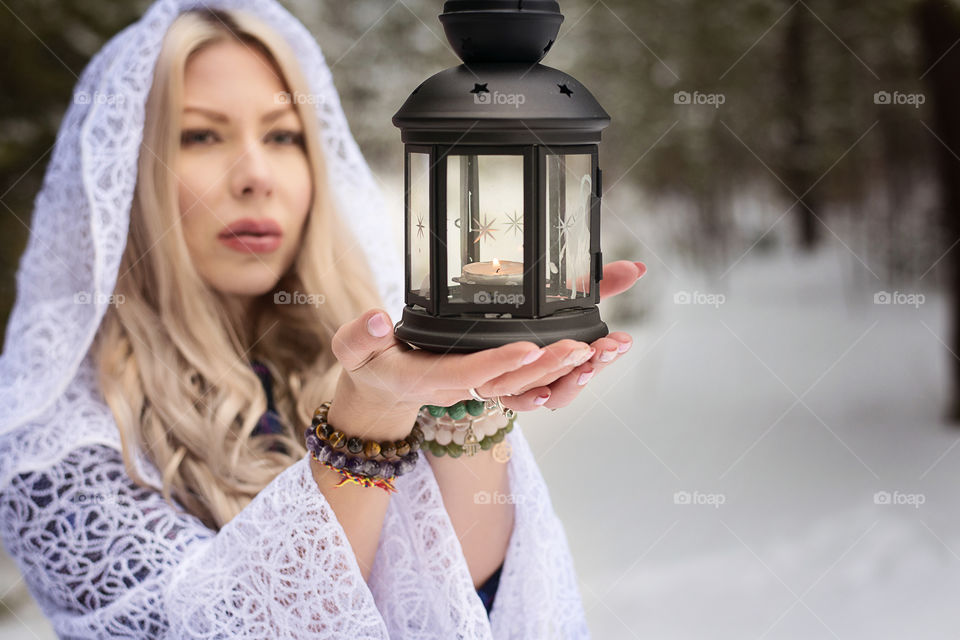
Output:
[463, 424, 481, 456]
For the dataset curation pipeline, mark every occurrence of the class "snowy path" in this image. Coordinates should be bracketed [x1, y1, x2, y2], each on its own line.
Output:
[522, 245, 960, 639]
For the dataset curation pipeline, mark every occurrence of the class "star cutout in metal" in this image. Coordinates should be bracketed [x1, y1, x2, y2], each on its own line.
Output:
[504, 210, 523, 237]
[471, 83, 489, 94]
[558, 83, 573, 97]
[415, 214, 425, 239]
[472, 214, 498, 244]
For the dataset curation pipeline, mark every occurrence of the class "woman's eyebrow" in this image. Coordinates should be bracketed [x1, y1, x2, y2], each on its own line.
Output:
[182, 105, 297, 124]
[183, 106, 228, 122]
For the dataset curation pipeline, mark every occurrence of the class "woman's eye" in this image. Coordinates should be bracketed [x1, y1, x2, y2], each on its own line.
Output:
[268, 130, 305, 146]
[180, 129, 219, 146]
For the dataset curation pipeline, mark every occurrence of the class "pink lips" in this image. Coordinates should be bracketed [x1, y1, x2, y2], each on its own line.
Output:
[218, 217, 283, 254]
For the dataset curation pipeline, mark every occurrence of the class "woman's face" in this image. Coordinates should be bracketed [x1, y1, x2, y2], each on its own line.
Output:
[177, 40, 311, 301]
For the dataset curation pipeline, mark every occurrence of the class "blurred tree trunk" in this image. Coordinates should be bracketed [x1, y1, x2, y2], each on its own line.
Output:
[780, 1, 820, 250]
[878, 110, 912, 280]
[916, 0, 960, 422]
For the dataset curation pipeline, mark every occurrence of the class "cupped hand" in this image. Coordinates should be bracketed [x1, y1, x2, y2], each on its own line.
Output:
[492, 259, 646, 411]
[328, 260, 645, 425]
[329, 309, 546, 421]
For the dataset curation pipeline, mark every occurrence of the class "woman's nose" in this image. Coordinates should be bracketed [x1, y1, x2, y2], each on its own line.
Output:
[230, 142, 274, 199]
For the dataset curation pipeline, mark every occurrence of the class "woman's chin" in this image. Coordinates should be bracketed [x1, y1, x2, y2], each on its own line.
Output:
[207, 269, 281, 300]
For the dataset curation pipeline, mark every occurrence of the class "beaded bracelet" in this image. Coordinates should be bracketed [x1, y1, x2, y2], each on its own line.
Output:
[424, 399, 487, 421]
[305, 429, 420, 475]
[305, 431, 419, 494]
[304, 402, 425, 494]
[418, 406, 515, 459]
[310, 401, 424, 461]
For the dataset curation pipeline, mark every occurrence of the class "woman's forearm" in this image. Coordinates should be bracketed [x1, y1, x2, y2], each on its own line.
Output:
[310, 375, 420, 583]
[425, 415, 514, 589]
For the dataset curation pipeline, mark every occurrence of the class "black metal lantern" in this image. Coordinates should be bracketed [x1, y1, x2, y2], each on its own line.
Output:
[393, 0, 611, 352]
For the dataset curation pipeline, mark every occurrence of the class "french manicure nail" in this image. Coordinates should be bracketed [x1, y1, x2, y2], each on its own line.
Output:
[367, 313, 390, 337]
[564, 347, 592, 367]
[534, 393, 550, 406]
[600, 349, 617, 363]
[522, 349, 545, 365]
[577, 370, 595, 386]
[617, 340, 632, 353]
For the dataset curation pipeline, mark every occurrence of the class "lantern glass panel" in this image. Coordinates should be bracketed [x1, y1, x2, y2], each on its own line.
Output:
[445, 154, 525, 305]
[407, 151, 431, 301]
[545, 153, 593, 303]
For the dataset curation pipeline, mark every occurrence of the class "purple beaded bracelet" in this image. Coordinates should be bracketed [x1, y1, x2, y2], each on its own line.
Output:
[304, 427, 420, 481]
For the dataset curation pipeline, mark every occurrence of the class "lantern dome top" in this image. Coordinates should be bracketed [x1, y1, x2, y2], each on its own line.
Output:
[392, 62, 610, 145]
[393, 1, 610, 145]
[439, 0, 564, 64]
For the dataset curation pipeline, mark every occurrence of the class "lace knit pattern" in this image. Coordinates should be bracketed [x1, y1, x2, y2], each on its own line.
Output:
[1, 421, 590, 638]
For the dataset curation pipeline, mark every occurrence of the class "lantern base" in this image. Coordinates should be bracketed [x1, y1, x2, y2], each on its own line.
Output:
[394, 305, 608, 353]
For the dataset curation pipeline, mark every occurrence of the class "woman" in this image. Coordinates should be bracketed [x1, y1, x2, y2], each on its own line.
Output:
[0, 1, 645, 637]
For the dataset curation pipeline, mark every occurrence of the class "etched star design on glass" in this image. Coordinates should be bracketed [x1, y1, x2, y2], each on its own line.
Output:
[504, 210, 523, 237]
[554, 211, 579, 259]
[472, 214, 498, 245]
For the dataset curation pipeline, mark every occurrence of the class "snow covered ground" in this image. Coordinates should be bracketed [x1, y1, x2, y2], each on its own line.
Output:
[521, 243, 960, 639]
[2, 244, 957, 638]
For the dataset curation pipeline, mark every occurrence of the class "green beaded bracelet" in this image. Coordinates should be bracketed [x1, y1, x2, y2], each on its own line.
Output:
[423, 399, 486, 419]
[425, 416, 515, 458]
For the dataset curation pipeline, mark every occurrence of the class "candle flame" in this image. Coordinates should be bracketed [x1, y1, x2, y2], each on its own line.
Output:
[492, 257, 501, 273]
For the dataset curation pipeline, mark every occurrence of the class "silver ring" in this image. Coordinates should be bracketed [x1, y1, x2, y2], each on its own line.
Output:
[492, 396, 517, 420]
[468, 387, 486, 402]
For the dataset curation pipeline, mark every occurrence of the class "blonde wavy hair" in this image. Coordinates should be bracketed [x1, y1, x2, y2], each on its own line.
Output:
[92, 8, 381, 531]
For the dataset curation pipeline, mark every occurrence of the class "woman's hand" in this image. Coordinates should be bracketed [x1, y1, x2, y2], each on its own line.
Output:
[492, 260, 646, 412]
[325, 259, 645, 434]
[326, 309, 554, 437]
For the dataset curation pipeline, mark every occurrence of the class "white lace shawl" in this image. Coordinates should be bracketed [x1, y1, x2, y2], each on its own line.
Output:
[0, 0, 591, 637]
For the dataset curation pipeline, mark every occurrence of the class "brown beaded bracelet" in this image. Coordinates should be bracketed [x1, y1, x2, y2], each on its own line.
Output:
[310, 402, 425, 462]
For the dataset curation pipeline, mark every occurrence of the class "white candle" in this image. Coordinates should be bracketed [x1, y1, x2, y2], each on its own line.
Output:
[461, 258, 523, 286]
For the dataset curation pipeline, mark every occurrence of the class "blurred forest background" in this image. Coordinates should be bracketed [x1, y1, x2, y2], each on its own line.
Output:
[3, 1, 958, 411]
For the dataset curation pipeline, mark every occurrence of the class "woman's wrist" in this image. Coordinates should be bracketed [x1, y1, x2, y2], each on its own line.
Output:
[327, 371, 420, 441]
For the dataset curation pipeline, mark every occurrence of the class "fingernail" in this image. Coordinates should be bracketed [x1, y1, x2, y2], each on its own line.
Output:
[522, 349, 545, 365]
[564, 348, 592, 367]
[617, 340, 632, 353]
[367, 313, 390, 337]
[577, 369, 595, 386]
[534, 392, 550, 406]
[599, 349, 617, 363]
[634, 261, 647, 278]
